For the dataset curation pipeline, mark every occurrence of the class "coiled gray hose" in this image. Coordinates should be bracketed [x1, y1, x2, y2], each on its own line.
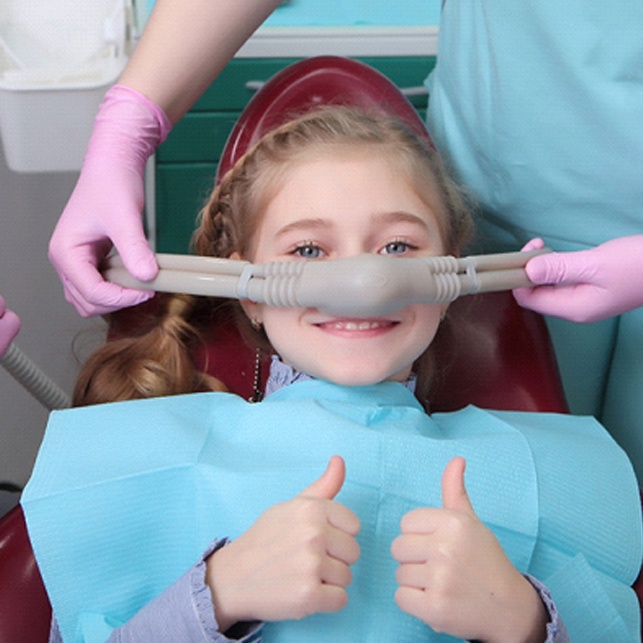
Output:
[1, 343, 70, 410]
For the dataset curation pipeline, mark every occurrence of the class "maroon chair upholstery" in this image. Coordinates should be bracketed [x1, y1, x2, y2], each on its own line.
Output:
[429, 292, 569, 413]
[1, 56, 640, 639]
[0, 504, 51, 643]
[216, 55, 432, 184]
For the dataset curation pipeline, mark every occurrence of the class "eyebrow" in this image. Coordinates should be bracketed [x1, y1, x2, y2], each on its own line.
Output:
[275, 217, 331, 238]
[275, 211, 434, 238]
[372, 210, 434, 231]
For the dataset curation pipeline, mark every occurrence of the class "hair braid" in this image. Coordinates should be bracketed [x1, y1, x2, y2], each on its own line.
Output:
[72, 294, 226, 406]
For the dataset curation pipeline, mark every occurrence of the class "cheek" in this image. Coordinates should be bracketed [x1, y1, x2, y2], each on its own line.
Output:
[260, 308, 301, 356]
[409, 306, 443, 353]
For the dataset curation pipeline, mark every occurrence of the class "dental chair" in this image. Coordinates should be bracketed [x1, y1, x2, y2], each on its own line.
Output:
[0, 56, 639, 642]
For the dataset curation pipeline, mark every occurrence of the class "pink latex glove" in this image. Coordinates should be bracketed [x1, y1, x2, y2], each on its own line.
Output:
[0, 295, 21, 358]
[513, 236, 643, 323]
[48, 85, 172, 317]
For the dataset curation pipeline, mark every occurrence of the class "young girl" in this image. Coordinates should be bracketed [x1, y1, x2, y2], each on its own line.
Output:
[22, 107, 640, 643]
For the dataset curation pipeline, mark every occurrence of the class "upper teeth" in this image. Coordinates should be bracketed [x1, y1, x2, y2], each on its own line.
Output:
[334, 321, 383, 330]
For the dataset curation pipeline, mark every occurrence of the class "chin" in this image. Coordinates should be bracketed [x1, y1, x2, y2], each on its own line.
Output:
[312, 367, 406, 388]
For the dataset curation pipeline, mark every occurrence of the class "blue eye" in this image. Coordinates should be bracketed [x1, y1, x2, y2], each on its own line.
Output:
[293, 243, 324, 259]
[382, 240, 414, 255]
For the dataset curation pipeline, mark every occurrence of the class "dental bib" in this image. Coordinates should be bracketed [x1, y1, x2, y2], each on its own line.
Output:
[22, 380, 642, 642]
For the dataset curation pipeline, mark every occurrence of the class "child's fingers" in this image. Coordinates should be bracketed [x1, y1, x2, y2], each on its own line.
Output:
[398, 507, 442, 534]
[320, 555, 354, 588]
[326, 500, 361, 536]
[391, 532, 431, 563]
[394, 587, 433, 625]
[326, 524, 361, 564]
[395, 562, 429, 590]
[315, 584, 351, 614]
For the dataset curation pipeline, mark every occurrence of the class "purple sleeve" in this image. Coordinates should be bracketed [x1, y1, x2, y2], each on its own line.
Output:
[49, 540, 263, 643]
[524, 575, 570, 643]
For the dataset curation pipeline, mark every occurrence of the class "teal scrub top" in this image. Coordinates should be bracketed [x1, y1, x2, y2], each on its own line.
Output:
[426, 0, 643, 477]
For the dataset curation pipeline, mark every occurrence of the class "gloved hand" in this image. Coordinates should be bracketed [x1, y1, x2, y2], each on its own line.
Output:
[513, 236, 643, 322]
[0, 295, 21, 358]
[48, 85, 172, 317]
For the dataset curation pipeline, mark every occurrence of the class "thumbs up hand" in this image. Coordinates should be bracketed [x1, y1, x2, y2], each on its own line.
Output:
[207, 456, 360, 631]
[391, 457, 547, 642]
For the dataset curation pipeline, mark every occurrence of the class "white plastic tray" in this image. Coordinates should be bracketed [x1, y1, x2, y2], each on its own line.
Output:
[0, 0, 131, 172]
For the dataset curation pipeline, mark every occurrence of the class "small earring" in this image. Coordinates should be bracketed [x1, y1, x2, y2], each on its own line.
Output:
[250, 318, 262, 332]
[250, 347, 263, 403]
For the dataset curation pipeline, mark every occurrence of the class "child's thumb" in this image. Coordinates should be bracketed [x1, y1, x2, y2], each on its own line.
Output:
[300, 455, 346, 500]
[441, 456, 475, 515]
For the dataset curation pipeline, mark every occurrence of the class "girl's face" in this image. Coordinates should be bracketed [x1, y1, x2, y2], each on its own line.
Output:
[242, 150, 449, 386]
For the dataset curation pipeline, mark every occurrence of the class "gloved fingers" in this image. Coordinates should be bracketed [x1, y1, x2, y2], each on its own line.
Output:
[58, 258, 154, 318]
[109, 228, 159, 283]
[514, 236, 643, 322]
[512, 284, 563, 317]
[49, 217, 158, 317]
[523, 248, 598, 286]
[520, 237, 546, 253]
[0, 300, 21, 357]
[512, 284, 605, 323]
[48, 84, 169, 318]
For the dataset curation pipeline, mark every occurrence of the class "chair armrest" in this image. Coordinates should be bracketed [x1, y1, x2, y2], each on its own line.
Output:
[0, 504, 51, 643]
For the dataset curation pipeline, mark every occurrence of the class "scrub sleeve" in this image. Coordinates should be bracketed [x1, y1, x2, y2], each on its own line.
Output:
[426, 0, 643, 479]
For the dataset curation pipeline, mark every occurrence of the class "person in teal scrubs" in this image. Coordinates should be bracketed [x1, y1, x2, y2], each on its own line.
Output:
[425, 0, 643, 477]
[47, 0, 643, 474]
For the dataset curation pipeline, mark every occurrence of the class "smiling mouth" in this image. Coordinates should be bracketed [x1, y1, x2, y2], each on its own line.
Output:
[316, 319, 398, 332]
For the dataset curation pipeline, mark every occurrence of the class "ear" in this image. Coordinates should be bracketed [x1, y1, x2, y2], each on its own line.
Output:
[240, 298, 263, 327]
[229, 251, 263, 325]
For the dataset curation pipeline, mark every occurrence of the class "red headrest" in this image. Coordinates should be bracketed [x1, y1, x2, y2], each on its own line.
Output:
[216, 55, 431, 182]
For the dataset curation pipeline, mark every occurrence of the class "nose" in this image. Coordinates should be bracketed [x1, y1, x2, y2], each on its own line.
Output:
[333, 239, 372, 259]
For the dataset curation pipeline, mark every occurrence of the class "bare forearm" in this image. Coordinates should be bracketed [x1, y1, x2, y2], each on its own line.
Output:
[121, 0, 283, 123]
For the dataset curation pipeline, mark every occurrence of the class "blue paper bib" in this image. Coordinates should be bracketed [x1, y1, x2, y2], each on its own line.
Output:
[22, 381, 642, 642]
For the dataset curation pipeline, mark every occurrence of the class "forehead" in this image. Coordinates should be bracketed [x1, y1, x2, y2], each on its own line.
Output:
[258, 147, 444, 227]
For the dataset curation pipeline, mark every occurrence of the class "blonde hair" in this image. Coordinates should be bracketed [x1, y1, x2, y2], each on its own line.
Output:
[73, 106, 473, 408]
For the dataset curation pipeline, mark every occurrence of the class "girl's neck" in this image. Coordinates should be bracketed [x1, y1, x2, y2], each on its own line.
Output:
[264, 355, 417, 398]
